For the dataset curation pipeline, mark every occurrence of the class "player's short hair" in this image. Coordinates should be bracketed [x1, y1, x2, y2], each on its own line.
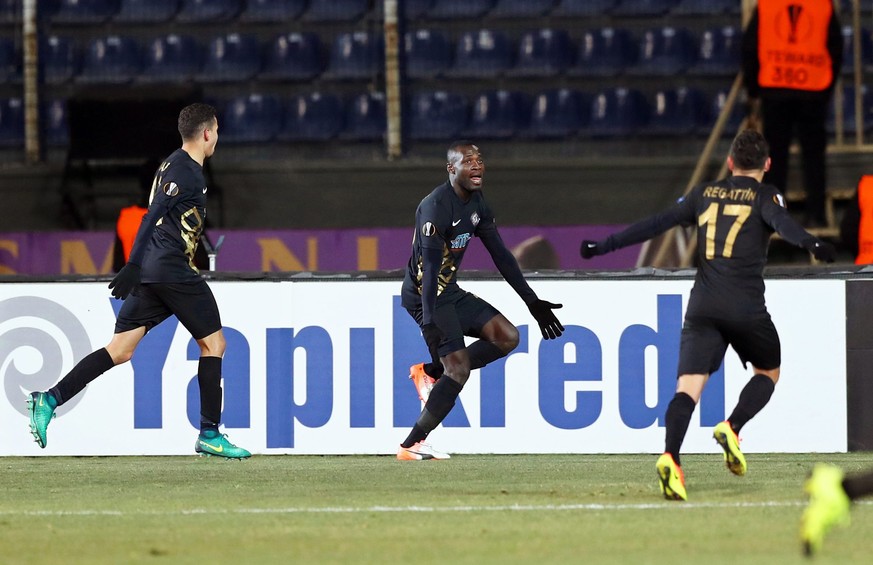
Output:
[447, 139, 477, 163]
[730, 129, 769, 170]
[178, 103, 217, 141]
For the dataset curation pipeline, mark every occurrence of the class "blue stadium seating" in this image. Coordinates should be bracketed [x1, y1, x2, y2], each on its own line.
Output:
[196, 34, 260, 82]
[552, 0, 617, 16]
[704, 89, 745, 137]
[568, 27, 636, 77]
[52, 0, 117, 24]
[260, 33, 323, 81]
[220, 94, 282, 143]
[0, 38, 18, 83]
[341, 92, 386, 141]
[828, 86, 873, 135]
[114, 0, 180, 23]
[41, 35, 79, 85]
[467, 90, 529, 139]
[611, 0, 678, 17]
[643, 87, 709, 136]
[528, 88, 588, 138]
[404, 0, 433, 19]
[324, 32, 383, 80]
[409, 91, 468, 140]
[841, 26, 873, 74]
[279, 92, 344, 141]
[0, 0, 19, 23]
[427, 0, 495, 19]
[138, 34, 201, 83]
[405, 29, 453, 79]
[43, 99, 69, 146]
[0, 98, 24, 147]
[628, 27, 696, 76]
[447, 29, 513, 78]
[304, 0, 368, 22]
[672, 0, 739, 14]
[689, 26, 740, 76]
[588, 87, 649, 137]
[176, 0, 241, 22]
[76, 35, 141, 84]
[489, 0, 556, 18]
[510, 28, 573, 77]
[239, 0, 306, 22]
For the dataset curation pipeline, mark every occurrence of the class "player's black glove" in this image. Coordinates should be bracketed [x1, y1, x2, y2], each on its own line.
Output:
[420, 323, 444, 378]
[580, 240, 605, 259]
[108, 263, 141, 300]
[802, 238, 836, 263]
[528, 300, 564, 340]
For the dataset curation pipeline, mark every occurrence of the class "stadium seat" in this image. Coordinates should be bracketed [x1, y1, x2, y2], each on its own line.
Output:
[51, 0, 117, 24]
[404, 0, 433, 19]
[324, 32, 383, 80]
[489, 0, 556, 18]
[409, 90, 468, 140]
[552, 0, 616, 16]
[588, 87, 649, 137]
[341, 92, 386, 141]
[447, 29, 512, 78]
[43, 98, 69, 146]
[75, 35, 141, 84]
[0, 0, 20, 24]
[220, 94, 282, 143]
[643, 87, 709, 136]
[405, 29, 452, 79]
[671, 0, 739, 15]
[427, 0, 495, 19]
[138, 35, 202, 83]
[841, 26, 873, 74]
[196, 33, 260, 82]
[527, 88, 588, 138]
[509, 28, 573, 77]
[260, 32, 323, 81]
[467, 90, 529, 139]
[688, 26, 740, 76]
[627, 26, 696, 76]
[0, 97, 24, 147]
[114, 0, 180, 23]
[568, 27, 636, 77]
[279, 92, 344, 141]
[41, 35, 79, 85]
[0, 38, 19, 83]
[704, 89, 745, 137]
[828, 86, 873, 135]
[239, 0, 306, 22]
[611, 0, 678, 17]
[176, 0, 241, 22]
[303, 0, 368, 22]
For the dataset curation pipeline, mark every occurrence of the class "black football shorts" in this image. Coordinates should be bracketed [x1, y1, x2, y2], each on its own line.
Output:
[677, 314, 781, 376]
[114, 279, 222, 340]
[407, 288, 501, 356]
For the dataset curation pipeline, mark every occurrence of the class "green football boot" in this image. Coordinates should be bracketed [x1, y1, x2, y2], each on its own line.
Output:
[26, 391, 57, 448]
[195, 429, 251, 460]
[801, 464, 851, 556]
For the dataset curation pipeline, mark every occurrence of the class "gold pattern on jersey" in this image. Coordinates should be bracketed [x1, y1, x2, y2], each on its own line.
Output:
[415, 245, 458, 296]
[180, 206, 204, 272]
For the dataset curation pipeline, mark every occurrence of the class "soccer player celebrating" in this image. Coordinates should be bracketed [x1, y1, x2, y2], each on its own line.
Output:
[27, 103, 250, 460]
[580, 130, 835, 499]
[397, 140, 564, 460]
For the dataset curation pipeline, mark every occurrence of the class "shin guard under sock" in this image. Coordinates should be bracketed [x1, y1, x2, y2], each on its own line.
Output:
[198, 356, 223, 431]
[728, 374, 776, 434]
[466, 340, 506, 370]
[664, 392, 696, 466]
[50, 348, 115, 406]
[401, 377, 464, 447]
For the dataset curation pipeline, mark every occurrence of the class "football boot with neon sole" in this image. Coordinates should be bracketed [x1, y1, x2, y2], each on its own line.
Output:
[409, 363, 436, 402]
[195, 429, 251, 460]
[656, 453, 687, 501]
[27, 391, 57, 448]
[397, 441, 451, 461]
[713, 420, 747, 476]
[800, 464, 851, 556]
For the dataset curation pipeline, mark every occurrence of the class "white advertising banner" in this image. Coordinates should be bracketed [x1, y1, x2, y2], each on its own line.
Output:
[0, 278, 847, 456]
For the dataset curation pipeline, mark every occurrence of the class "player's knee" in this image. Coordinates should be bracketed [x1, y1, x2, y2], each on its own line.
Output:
[501, 325, 520, 354]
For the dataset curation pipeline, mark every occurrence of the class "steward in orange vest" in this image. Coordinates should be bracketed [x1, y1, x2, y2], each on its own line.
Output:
[112, 204, 147, 272]
[841, 176, 873, 264]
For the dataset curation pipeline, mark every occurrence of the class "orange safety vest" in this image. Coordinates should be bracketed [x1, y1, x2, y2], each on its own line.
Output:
[116, 205, 147, 261]
[856, 176, 873, 264]
[757, 0, 833, 91]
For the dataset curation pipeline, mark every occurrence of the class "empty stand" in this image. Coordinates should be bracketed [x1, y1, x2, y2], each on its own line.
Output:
[239, 0, 306, 22]
[627, 26, 696, 76]
[304, 0, 368, 22]
[688, 26, 740, 76]
[41, 36, 79, 85]
[220, 94, 282, 143]
[75, 35, 141, 84]
[403, 0, 433, 19]
[489, 0, 556, 18]
[114, 0, 180, 23]
[0, 0, 20, 23]
[828, 86, 873, 135]
[409, 90, 468, 140]
[341, 92, 386, 141]
[52, 0, 117, 25]
[138, 34, 201, 83]
[528, 88, 588, 138]
[176, 0, 242, 22]
[552, 0, 617, 16]
[260, 32, 323, 81]
[44, 98, 69, 146]
[588, 87, 649, 137]
[0, 37, 18, 83]
[841, 26, 873, 74]
[405, 29, 453, 79]
[672, 0, 739, 15]
[467, 90, 529, 139]
[568, 27, 636, 77]
[509, 28, 573, 77]
[704, 89, 745, 137]
[0, 97, 23, 146]
[279, 92, 344, 141]
[447, 29, 513, 78]
[324, 32, 383, 80]
[196, 33, 260, 82]
[643, 87, 709, 136]
[611, 0, 678, 17]
[427, 0, 495, 19]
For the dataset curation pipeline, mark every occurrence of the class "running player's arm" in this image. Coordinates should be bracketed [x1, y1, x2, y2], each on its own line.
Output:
[477, 215, 537, 304]
[418, 200, 449, 326]
[583, 195, 696, 257]
[760, 188, 823, 247]
[126, 169, 190, 266]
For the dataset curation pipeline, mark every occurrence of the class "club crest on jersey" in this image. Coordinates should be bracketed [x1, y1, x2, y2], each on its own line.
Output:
[471, 212, 480, 226]
[162, 182, 179, 197]
[422, 222, 436, 237]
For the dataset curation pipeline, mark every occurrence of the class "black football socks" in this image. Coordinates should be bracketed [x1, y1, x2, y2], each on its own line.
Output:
[401, 376, 464, 448]
[664, 392, 696, 466]
[49, 348, 115, 405]
[466, 340, 506, 370]
[727, 374, 776, 434]
[198, 356, 223, 433]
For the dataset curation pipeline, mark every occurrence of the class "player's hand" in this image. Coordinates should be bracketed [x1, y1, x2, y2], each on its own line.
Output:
[108, 263, 141, 300]
[802, 238, 836, 263]
[580, 240, 603, 259]
[528, 300, 564, 340]
[420, 323, 444, 375]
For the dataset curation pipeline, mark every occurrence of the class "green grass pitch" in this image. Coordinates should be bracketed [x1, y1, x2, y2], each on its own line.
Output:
[2, 453, 873, 564]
